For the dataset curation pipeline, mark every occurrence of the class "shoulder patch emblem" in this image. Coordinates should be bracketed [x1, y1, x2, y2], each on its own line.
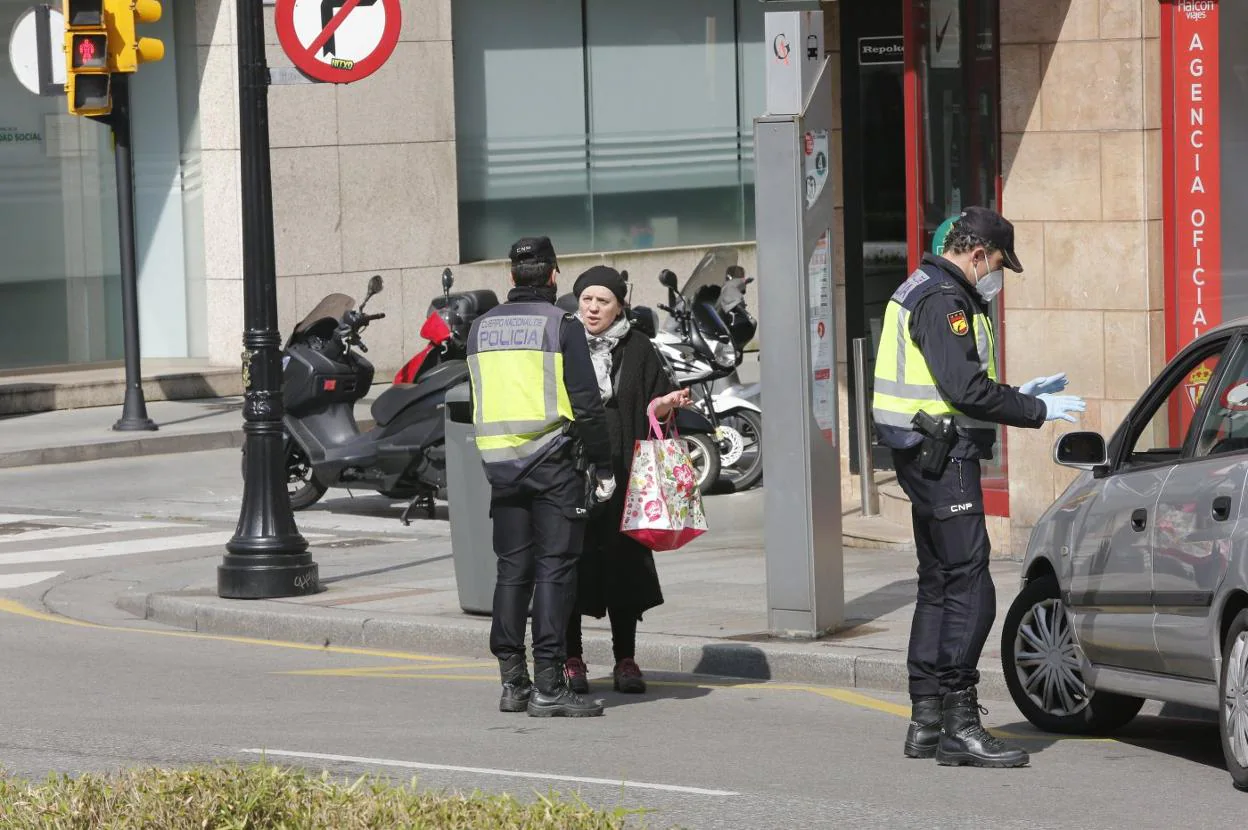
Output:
[947, 310, 970, 336]
[891, 271, 930, 303]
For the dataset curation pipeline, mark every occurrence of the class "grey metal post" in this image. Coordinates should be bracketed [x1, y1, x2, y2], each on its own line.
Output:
[852, 337, 878, 517]
[755, 10, 843, 637]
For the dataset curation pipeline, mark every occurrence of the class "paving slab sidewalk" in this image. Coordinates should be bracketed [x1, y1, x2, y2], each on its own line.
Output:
[0, 393, 384, 469]
[97, 492, 1021, 699]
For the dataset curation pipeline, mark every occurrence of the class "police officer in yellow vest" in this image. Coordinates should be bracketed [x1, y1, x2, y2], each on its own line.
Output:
[872, 207, 1086, 768]
[468, 236, 614, 718]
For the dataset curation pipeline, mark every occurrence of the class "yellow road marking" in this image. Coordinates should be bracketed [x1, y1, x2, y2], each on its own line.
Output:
[281, 662, 493, 677]
[0, 598, 458, 663]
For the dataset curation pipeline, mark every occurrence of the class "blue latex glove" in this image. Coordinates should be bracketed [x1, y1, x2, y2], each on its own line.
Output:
[1020, 373, 1069, 396]
[1039, 394, 1086, 423]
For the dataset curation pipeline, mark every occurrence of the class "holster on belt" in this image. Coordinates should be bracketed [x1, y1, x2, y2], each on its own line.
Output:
[911, 411, 956, 476]
[564, 421, 597, 513]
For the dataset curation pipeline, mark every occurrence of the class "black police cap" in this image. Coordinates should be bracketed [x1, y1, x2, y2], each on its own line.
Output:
[508, 236, 559, 269]
[954, 207, 1023, 273]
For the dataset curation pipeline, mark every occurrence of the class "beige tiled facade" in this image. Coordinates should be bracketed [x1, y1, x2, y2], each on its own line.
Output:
[190, 0, 1166, 556]
[997, 1, 1164, 554]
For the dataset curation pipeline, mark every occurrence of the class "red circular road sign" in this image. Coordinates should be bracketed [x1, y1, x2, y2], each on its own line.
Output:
[275, 0, 401, 85]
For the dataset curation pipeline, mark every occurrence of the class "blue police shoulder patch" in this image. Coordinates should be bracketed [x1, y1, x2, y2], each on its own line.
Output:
[891, 271, 930, 304]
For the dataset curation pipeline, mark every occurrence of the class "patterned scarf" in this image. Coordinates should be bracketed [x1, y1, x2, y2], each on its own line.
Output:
[580, 314, 631, 401]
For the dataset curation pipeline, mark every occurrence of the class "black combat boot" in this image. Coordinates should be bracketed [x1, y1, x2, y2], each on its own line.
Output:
[935, 687, 1029, 768]
[903, 696, 943, 759]
[498, 654, 532, 713]
[527, 662, 604, 718]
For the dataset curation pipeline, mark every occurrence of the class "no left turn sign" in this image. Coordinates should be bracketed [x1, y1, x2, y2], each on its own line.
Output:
[275, 0, 401, 84]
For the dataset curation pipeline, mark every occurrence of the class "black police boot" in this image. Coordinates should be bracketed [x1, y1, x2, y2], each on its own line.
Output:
[935, 688, 1030, 768]
[903, 696, 942, 759]
[527, 662, 604, 718]
[498, 655, 532, 713]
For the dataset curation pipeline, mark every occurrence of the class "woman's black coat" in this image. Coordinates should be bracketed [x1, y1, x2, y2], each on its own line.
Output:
[575, 326, 675, 620]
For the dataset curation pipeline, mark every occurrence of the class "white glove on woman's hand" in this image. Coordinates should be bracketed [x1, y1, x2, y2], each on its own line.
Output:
[594, 471, 617, 503]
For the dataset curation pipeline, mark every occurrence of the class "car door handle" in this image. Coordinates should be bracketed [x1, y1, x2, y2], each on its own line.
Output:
[1214, 496, 1233, 522]
[1131, 508, 1148, 532]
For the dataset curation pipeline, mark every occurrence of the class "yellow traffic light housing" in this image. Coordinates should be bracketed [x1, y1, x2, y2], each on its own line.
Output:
[64, 0, 112, 116]
[105, 0, 164, 73]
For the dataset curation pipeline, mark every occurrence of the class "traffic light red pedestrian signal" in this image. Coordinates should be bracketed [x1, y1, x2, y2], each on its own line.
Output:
[71, 33, 107, 68]
[63, 0, 166, 117]
[64, 0, 111, 116]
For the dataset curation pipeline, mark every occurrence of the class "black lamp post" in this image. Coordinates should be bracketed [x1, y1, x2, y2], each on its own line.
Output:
[219, 0, 318, 598]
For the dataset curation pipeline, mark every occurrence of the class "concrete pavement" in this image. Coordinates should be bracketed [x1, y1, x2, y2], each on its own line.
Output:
[0, 444, 1020, 699]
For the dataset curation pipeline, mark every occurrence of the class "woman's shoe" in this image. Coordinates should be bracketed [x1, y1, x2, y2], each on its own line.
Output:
[565, 657, 590, 694]
[613, 658, 646, 694]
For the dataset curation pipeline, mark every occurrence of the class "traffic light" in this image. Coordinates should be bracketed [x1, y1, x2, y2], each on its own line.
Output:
[64, 0, 112, 116]
[105, 0, 164, 74]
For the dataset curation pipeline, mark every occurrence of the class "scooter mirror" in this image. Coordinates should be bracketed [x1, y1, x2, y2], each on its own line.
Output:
[442, 267, 454, 295]
[367, 275, 384, 296]
[659, 269, 678, 290]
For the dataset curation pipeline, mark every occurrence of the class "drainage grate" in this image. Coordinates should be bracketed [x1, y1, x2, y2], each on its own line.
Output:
[312, 538, 391, 550]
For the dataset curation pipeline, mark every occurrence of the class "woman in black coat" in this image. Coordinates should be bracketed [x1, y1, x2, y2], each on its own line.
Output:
[565, 266, 690, 695]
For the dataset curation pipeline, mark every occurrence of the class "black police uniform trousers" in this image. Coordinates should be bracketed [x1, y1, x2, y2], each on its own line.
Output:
[489, 445, 586, 667]
[892, 446, 995, 701]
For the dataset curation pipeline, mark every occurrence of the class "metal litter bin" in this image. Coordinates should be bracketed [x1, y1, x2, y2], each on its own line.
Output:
[444, 382, 495, 615]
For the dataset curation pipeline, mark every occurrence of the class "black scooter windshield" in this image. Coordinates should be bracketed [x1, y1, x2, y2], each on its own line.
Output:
[293, 293, 355, 336]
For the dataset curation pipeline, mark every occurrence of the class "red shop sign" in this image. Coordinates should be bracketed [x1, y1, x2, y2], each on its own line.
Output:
[1167, 2, 1222, 351]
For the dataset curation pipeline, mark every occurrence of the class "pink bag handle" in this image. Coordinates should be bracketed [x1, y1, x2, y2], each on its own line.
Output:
[647, 399, 680, 439]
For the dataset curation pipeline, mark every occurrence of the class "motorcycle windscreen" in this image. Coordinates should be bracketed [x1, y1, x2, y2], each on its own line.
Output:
[678, 246, 739, 301]
[292, 293, 355, 336]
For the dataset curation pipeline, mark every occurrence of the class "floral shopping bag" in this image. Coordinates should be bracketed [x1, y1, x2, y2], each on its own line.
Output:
[620, 405, 708, 552]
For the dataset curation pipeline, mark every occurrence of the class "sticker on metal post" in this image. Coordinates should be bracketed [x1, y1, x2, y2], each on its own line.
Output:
[803, 130, 829, 209]
[275, 0, 401, 84]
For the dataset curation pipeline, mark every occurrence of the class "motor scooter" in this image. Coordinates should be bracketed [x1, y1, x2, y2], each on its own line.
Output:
[393, 268, 498, 385]
[653, 248, 764, 492]
[276, 274, 495, 524]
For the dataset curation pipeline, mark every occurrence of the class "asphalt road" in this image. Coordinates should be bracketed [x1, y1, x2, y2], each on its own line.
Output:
[0, 596, 1238, 829]
[0, 451, 1244, 827]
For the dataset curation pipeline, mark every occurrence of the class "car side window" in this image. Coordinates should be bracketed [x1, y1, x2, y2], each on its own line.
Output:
[1194, 342, 1248, 458]
[1120, 346, 1226, 470]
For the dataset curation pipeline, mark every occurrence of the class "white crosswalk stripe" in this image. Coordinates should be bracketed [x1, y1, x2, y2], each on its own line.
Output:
[0, 513, 329, 589]
[0, 572, 63, 589]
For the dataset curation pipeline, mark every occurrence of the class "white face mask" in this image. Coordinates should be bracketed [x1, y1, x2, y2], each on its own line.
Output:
[972, 258, 1004, 303]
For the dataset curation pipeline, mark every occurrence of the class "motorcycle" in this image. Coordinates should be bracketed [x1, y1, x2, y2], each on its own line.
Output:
[275, 274, 497, 524]
[393, 268, 497, 385]
[653, 248, 763, 492]
[556, 277, 723, 495]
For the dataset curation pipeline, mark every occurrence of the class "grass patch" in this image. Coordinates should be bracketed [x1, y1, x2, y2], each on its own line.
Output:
[0, 762, 647, 829]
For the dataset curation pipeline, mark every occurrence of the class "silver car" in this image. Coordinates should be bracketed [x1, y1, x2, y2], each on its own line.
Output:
[1003, 319, 1248, 790]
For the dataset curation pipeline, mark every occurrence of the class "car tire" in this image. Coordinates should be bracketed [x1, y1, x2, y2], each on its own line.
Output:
[1002, 573, 1144, 734]
[1218, 609, 1248, 790]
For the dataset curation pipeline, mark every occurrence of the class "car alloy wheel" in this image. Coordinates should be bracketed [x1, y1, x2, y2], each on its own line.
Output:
[1001, 573, 1142, 735]
[1013, 596, 1091, 718]
[1224, 630, 1248, 769]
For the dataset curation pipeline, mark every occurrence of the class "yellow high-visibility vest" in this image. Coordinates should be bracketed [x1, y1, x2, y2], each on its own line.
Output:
[467, 302, 574, 481]
[872, 269, 997, 437]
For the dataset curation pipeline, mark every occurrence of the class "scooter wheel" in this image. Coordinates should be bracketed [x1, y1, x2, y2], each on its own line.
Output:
[681, 433, 721, 497]
[281, 443, 327, 510]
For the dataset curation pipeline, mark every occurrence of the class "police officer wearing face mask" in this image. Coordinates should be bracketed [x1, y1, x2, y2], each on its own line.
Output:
[872, 207, 1086, 768]
[467, 236, 615, 718]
